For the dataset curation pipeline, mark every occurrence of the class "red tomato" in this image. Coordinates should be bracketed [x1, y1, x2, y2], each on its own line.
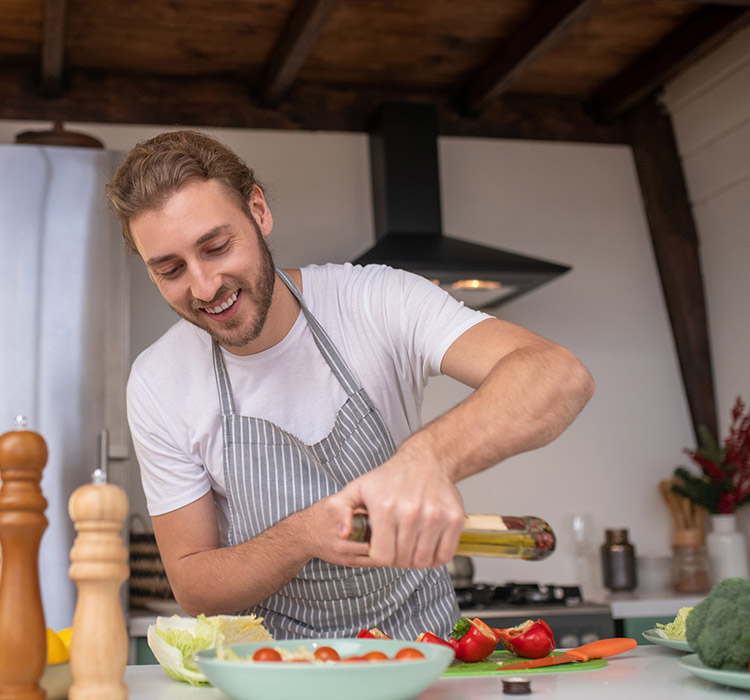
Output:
[252, 647, 282, 662]
[341, 655, 367, 662]
[313, 646, 341, 662]
[395, 647, 425, 660]
[363, 651, 389, 662]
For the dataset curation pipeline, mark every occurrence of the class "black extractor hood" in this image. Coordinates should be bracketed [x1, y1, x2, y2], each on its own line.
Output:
[352, 103, 571, 309]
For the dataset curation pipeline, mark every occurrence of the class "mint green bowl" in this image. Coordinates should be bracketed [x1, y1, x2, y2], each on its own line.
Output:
[195, 638, 454, 700]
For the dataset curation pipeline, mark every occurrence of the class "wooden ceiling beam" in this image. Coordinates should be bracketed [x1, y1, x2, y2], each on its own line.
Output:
[627, 96, 717, 442]
[0, 67, 626, 144]
[458, 0, 601, 116]
[256, 0, 338, 107]
[40, 0, 67, 98]
[589, 5, 750, 122]
[676, 0, 750, 5]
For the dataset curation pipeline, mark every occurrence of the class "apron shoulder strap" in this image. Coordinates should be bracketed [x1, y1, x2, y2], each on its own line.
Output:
[276, 268, 360, 397]
[212, 340, 237, 416]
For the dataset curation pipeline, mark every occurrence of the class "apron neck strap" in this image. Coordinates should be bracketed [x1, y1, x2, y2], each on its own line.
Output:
[212, 268, 363, 417]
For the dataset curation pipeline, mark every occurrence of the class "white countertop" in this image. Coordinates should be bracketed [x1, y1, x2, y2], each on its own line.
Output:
[605, 591, 705, 619]
[122, 645, 744, 699]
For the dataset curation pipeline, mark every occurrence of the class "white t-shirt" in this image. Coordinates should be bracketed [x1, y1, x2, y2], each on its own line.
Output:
[127, 263, 490, 538]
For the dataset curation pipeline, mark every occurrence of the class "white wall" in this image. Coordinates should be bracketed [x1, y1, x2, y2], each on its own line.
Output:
[662, 23, 750, 549]
[3, 26, 747, 598]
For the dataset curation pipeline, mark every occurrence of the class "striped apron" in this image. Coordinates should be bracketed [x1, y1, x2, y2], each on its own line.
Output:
[211, 268, 459, 639]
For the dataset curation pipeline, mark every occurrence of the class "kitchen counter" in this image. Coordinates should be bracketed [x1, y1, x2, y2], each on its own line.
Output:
[122, 645, 744, 699]
[606, 591, 705, 619]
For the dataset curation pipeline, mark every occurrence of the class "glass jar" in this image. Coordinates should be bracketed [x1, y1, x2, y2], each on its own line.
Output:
[601, 528, 637, 592]
[672, 545, 710, 593]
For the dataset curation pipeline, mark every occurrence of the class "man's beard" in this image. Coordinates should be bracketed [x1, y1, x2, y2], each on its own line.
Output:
[171, 226, 276, 349]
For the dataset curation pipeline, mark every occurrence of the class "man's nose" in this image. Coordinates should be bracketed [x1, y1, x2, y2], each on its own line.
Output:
[188, 265, 221, 302]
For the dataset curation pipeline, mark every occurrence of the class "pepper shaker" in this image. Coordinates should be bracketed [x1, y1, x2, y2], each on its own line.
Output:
[601, 528, 637, 592]
[68, 469, 129, 700]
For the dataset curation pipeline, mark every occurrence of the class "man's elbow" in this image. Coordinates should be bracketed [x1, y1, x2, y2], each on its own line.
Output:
[563, 349, 595, 408]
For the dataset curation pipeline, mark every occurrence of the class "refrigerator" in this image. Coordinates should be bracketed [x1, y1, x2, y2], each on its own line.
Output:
[0, 142, 129, 631]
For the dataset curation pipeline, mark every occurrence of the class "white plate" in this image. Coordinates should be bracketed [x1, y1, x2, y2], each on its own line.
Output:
[195, 638, 454, 700]
[679, 654, 750, 690]
[642, 628, 691, 652]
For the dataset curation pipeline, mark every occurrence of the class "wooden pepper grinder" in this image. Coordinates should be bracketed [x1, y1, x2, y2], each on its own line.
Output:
[0, 417, 48, 700]
[68, 468, 129, 700]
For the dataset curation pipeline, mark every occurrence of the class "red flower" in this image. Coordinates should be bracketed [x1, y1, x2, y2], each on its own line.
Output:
[681, 396, 750, 514]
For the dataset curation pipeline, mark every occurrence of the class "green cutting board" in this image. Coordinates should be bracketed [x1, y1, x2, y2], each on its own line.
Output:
[443, 650, 607, 676]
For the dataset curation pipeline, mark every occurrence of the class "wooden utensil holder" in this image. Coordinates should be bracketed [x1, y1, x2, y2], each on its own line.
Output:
[659, 479, 710, 593]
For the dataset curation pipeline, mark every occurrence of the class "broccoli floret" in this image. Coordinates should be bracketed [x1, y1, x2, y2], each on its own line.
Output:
[686, 577, 750, 671]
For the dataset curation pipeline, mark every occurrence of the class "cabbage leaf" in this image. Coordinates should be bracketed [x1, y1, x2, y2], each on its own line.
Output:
[147, 613, 273, 685]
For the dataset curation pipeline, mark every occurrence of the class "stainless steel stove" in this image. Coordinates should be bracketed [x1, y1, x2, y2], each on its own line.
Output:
[456, 582, 614, 649]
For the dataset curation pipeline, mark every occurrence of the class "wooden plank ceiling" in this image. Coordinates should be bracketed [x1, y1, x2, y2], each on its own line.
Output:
[3, 0, 748, 438]
[0, 0, 748, 142]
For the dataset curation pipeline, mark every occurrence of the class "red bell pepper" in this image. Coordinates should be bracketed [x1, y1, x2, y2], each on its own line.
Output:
[495, 619, 556, 659]
[415, 630, 454, 651]
[357, 627, 392, 640]
[448, 617, 499, 662]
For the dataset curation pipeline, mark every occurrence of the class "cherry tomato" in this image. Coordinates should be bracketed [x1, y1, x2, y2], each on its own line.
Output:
[395, 647, 425, 660]
[363, 651, 389, 662]
[252, 647, 282, 662]
[313, 646, 341, 662]
[341, 655, 367, 662]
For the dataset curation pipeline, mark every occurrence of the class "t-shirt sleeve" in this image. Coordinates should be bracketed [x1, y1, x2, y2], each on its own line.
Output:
[359, 265, 492, 382]
[126, 363, 213, 516]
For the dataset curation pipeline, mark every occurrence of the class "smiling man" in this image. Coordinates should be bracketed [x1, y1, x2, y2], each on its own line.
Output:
[107, 130, 594, 640]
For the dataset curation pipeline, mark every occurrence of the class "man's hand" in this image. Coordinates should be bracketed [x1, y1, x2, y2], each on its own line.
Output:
[325, 440, 465, 570]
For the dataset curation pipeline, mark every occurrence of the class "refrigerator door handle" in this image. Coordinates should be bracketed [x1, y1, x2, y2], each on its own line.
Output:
[97, 429, 109, 483]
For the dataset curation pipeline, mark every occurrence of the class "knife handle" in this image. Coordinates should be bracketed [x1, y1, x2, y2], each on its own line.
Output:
[567, 637, 637, 661]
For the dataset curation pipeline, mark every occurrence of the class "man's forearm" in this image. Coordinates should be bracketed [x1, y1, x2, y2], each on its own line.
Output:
[169, 508, 314, 617]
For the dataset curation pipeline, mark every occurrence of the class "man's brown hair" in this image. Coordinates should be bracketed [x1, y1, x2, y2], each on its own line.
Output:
[106, 130, 264, 254]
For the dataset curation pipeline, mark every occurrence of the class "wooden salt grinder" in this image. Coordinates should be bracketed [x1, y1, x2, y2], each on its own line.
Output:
[68, 470, 129, 700]
[0, 420, 48, 700]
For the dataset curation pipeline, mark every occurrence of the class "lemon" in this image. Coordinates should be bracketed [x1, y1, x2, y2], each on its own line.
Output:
[56, 627, 72, 651]
[46, 628, 69, 665]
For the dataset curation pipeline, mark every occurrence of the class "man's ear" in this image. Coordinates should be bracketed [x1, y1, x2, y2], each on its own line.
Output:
[248, 184, 273, 237]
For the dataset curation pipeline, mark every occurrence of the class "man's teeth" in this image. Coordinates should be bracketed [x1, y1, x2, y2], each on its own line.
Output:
[205, 291, 238, 314]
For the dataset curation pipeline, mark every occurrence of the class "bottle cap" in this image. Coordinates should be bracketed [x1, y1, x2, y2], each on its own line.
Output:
[605, 528, 629, 544]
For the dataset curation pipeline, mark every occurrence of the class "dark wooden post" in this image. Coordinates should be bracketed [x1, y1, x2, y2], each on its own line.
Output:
[627, 94, 718, 442]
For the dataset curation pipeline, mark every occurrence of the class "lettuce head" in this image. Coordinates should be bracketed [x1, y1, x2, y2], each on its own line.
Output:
[147, 613, 273, 685]
[655, 606, 693, 641]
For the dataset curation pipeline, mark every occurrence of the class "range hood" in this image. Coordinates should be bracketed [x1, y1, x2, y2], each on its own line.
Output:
[353, 103, 571, 308]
